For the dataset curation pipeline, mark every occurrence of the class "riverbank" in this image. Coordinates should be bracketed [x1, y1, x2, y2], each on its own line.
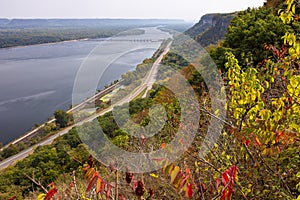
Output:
[0, 38, 172, 168]
[0, 28, 145, 49]
[0, 27, 170, 144]
[1, 37, 90, 50]
[0, 81, 119, 160]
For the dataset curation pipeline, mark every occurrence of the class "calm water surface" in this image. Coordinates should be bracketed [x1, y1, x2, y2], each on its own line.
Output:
[0, 27, 171, 144]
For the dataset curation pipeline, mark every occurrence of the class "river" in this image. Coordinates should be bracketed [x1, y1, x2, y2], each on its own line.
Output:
[0, 27, 171, 144]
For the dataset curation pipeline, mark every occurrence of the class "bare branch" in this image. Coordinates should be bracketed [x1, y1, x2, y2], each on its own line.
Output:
[72, 171, 81, 200]
[24, 173, 48, 194]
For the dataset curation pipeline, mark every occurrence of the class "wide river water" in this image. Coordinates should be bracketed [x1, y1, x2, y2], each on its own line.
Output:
[0, 27, 171, 144]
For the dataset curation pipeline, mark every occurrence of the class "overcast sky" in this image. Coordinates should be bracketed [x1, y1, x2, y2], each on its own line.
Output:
[0, 0, 265, 22]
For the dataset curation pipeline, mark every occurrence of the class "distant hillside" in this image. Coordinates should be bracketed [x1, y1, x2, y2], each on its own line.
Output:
[185, 13, 235, 46]
[0, 19, 9, 26]
[0, 18, 186, 28]
[0, 18, 189, 48]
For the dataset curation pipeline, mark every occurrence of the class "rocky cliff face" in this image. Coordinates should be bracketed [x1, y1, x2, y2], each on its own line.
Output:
[184, 14, 216, 38]
[185, 13, 235, 47]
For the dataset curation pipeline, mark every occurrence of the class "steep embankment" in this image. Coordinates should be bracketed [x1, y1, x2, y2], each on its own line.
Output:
[185, 13, 235, 46]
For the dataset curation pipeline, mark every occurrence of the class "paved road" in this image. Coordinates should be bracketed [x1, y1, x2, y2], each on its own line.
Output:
[0, 41, 172, 171]
[0, 83, 118, 150]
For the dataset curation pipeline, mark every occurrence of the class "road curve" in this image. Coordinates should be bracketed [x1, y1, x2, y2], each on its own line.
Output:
[0, 41, 172, 171]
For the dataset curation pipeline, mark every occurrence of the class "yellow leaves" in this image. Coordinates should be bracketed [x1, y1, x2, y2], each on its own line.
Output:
[283, 32, 296, 46]
[195, 161, 199, 173]
[292, 4, 296, 14]
[162, 162, 192, 196]
[255, 137, 261, 147]
[259, 109, 272, 120]
[225, 8, 300, 157]
[221, 86, 226, 94]
[289, 45, 300, 59]
[164, 162, 174, 175]
[287, 75, 300, 131]
[225, 52, 240, 70]
[226, 52, 267, 125]
[170, 166, 180, 184]
[242, 184, 253, 196]
[214, 109, 220, 116]
[287, 0, 295, 10]
[279, 0, 295, 24]
[294, 42, 300, 58]
[273, 110, 283, 122]
[279, 12, 292, 24]
[251, 90, 257, 101]
[37, 193, 46, 200]
[85, 168, 95, 180]
[281, 30, 299, 59]
[265, 81, 270, 89]
[150, 173, 158, 178]
[233, 108, 241, 119]
[288, 76, 300, 103]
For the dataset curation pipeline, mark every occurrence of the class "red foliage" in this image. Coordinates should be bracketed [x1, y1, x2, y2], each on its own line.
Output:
[263, 44, 288, 61]
[255, 137, 261, 147]
[186, 183, 193, 198]
[135, 180, 145, 196]
[69, 181, 75, 188]
[119, 194, 125, 200]
[221, 165, 240, 200]
[48, 182, 55, 189]
[242, 139, 251, 146]
[87, 155, 94, 168]
[151, 157, 165, 162]
[44, 188, 58, 200]
[126, 172, 134, 184]
[215, 178, 221, 190]
[100, 180, 106, 194]
[86, 171, 99, 192]
[173, 171, 184, 188]
[148, 188, 155, 196]
[200, 182, 207, 193]
[106, 184, 112, 200]
[178, 175, 189, 190]
[146, 188, 155, 200]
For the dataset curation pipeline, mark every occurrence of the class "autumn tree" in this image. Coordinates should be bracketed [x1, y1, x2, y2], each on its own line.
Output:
[210, 6, 293, 69]
[54, 110, 69, 128]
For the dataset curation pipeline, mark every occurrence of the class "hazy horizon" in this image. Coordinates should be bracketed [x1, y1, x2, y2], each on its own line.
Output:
[1, 0, 265, 22]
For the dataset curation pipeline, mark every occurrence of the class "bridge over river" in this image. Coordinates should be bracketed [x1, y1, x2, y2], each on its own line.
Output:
[92, 38, 165, 43]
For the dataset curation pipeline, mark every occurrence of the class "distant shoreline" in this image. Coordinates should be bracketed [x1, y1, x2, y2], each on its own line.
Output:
[0, 37, 95, 50]
[0, 30, 147, 49]
[0, 27, 148, 49]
